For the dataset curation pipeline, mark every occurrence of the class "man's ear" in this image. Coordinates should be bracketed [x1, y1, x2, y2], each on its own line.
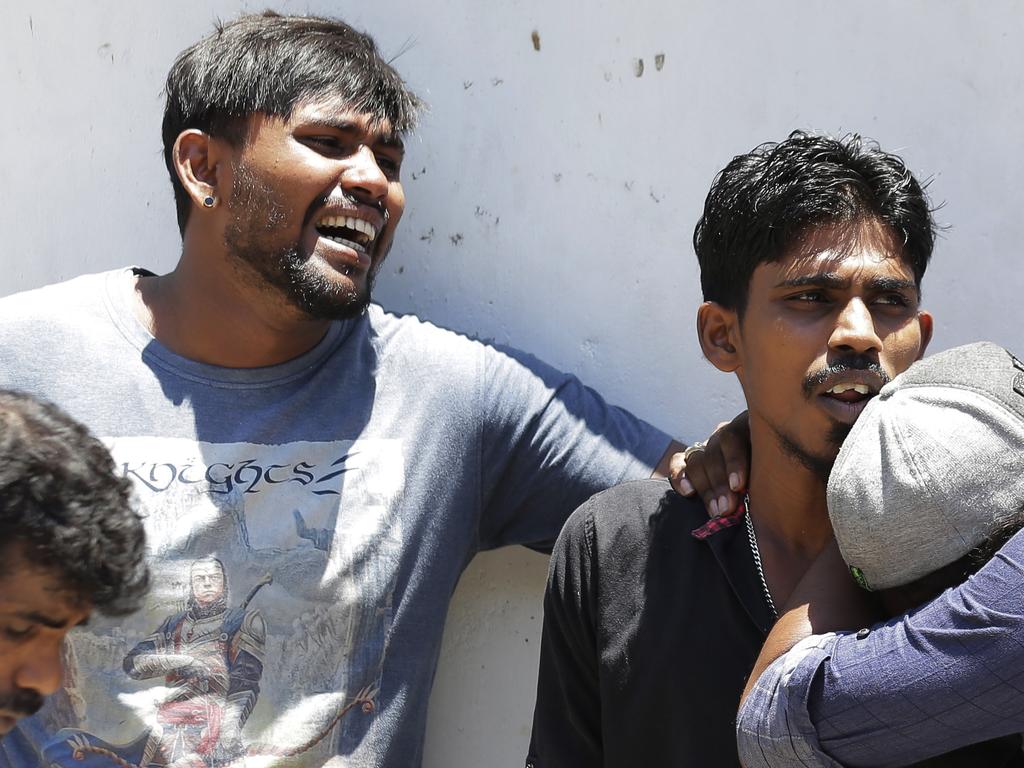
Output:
[916, 309, 934, 360]
[173, 129, 227, 210]
[697, 301, 741, 373]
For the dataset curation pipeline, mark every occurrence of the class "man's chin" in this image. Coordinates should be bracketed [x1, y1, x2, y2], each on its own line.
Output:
[773, 426, 843, 483]
[228, 240, 374, 322]
[291, 277, 372, 321]
[273, 258, 375, 321]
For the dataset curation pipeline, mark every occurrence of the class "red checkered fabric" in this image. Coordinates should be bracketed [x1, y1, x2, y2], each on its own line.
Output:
[690, 497, 747, 540]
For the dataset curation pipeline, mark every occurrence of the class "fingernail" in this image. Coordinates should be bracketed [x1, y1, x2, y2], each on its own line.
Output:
[709, 498, 719, 516]
[719, 495, 730, 514]
[679, 477, 695, 495]
[729, 472, 741, 492]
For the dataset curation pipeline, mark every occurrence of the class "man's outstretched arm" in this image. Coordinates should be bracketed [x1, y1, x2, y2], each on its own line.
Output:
[739, 539, 874, 706]
[738, 527, 1024, 767]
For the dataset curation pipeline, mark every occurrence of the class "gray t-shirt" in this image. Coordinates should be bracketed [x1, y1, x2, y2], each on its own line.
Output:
[0, 268, 669, 768]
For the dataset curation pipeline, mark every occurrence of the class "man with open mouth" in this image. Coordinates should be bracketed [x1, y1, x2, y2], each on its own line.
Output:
[0, 11, 745, 768]
[527, 131, 935, 767]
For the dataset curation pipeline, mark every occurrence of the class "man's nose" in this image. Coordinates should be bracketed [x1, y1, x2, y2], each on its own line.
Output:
[340, 145, 388, 204]
[14, 642, 64, 698]
[829, 298, 882, 355]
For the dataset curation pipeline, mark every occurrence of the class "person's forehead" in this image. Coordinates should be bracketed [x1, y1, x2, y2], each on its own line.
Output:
[0, 565, 89, 627]
[774, 247, 914, 282]
[191, 563, 222, 576]
[761, 220, 915, 284]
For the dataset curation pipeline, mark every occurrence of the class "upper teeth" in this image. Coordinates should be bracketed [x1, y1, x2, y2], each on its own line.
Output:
[318, 214, 377, 241]
[827, 383, 870, 395]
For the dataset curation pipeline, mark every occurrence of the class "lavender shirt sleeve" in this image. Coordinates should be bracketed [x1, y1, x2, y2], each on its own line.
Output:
[737, 634, 845, 768]
[737, 525, 1024, 768]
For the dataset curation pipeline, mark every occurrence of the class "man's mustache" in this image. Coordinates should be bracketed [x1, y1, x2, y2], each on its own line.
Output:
[0, 688, 44, 719]
[802, 355, 891, 398]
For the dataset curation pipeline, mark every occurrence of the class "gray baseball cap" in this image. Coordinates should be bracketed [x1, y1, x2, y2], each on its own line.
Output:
[827, 342, 1024, 591]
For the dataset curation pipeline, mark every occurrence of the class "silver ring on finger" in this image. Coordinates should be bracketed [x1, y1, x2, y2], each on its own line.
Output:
[682, 441, 707, 461]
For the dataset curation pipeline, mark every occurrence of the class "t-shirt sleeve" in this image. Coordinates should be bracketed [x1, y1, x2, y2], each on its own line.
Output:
[740, 524, 1024, 767]
[476, 343, 671, 551]
[526, 503, 603, 767]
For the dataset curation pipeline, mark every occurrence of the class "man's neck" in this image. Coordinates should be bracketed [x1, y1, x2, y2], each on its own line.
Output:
[135, 244, 331, 369]
[745, 421, 834, 607]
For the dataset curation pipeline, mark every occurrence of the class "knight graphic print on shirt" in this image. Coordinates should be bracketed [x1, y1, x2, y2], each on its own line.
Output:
[42, 437, 404, 768]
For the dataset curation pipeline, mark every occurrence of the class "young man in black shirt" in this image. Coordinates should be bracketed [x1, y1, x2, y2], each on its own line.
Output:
[526, 131, 937, 767]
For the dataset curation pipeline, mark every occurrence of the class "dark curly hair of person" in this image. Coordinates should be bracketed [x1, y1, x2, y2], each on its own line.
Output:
[694, 130, 937, 315]
[0, 390, 149, 616]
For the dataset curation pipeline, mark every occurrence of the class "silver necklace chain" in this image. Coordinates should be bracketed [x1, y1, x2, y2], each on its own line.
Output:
[744, 493, 778, 619]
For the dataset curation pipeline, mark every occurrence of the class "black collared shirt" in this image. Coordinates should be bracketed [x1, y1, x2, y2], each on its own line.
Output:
[526, 479, 773, 767]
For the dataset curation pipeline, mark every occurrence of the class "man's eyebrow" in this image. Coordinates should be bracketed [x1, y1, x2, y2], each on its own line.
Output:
[314, 121, 405, 152]
[15, 610, 71, 629]
[774, 272, 848, 289]
[313, 119, 360, 134]
[866, 276, 918, 293]
[377, 134, 405, 152]
[774, 273, 918, 293]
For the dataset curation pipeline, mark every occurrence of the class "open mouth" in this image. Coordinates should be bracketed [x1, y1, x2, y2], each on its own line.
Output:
[822, 382, 873, 405]
[815, 380, 881, 423]
[315, 214, 378, 256]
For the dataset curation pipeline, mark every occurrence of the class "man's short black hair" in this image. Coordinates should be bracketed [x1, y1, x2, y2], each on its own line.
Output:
[162, 11, 424, 234]
[694, 131, 937, 314]
[0, 390, 148, 616]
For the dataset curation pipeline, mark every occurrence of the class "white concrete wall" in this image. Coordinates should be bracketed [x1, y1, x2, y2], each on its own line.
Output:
[4, 1, 1024, 764]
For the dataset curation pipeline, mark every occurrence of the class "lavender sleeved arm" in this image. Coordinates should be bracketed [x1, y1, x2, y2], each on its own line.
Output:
[737, 525, 1024, 768]
[737, 634, 845, 768]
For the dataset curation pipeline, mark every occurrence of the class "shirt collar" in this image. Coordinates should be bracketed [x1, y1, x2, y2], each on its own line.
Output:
[690, 498, 747, 540]
[692, 497, 776, 633]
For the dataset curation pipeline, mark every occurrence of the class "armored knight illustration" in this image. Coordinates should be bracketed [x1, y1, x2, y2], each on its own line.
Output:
[122, 558, 269, 766]
[48, 552, 378, 768]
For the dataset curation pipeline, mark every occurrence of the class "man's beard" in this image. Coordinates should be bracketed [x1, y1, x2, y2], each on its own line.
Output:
[223, 162, 375, 321]
[0, 687, 44, 721]
[772, 420, 852, 482]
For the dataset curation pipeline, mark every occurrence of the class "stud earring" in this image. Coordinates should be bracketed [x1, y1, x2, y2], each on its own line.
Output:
[203, 195, 216, 208]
